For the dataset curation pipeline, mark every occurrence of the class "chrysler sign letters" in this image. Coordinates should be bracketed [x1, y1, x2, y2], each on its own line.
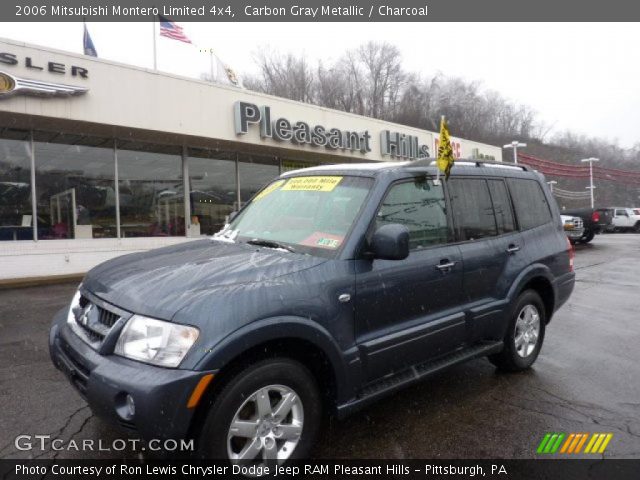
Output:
[0, 51, 89, 99]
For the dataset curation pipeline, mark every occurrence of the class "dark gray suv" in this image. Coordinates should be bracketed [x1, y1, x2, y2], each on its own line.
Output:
[49, 159, 575, 462]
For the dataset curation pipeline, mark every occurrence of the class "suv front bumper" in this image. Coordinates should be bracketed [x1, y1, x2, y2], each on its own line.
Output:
[49, 308, 215, 442]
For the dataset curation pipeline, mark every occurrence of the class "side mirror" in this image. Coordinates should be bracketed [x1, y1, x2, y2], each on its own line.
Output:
[370, 224, 410, 260]
[228, 211, 238, 222]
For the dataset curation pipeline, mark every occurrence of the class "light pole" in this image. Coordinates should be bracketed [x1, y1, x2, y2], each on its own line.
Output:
[580, 157, 599, 208]
[503, 141, 527, 165]
[547, 180, 557, 193]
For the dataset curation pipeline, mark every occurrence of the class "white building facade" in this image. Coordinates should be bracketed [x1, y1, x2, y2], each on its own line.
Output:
[0, 38, 502, 282]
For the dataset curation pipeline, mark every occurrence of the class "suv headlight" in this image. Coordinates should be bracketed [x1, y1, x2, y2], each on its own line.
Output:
[67, 289, 82, 325]
[115, 315, 199, 368]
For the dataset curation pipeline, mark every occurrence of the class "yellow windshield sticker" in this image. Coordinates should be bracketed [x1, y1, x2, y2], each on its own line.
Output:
[282, 176, 343, 192]
[253, 179, 286, 201]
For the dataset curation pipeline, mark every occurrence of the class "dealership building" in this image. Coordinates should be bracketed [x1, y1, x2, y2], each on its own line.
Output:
[0, 38, 502, 283]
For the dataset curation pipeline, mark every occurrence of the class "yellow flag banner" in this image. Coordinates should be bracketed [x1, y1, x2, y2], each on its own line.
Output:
[437, 117, 455, 180]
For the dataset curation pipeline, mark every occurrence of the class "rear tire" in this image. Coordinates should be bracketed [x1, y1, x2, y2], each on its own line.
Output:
[489, 290, 546, 372]
[196, 358, 322, 463]
[580, 230, 595, 243]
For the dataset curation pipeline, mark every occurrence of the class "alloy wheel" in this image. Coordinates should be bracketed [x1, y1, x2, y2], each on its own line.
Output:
[227, 384, 304, 463]
[514, 304, 541, 358]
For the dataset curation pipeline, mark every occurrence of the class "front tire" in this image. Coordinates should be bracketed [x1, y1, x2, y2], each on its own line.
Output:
[197, 358, 322, 463]
[489, 290, 546, 372]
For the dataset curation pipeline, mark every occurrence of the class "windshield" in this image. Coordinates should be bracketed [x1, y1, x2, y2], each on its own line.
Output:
[214, 175, 373, 256]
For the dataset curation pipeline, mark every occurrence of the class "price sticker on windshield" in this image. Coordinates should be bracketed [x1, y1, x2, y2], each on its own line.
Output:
[282, 176, 343, 192]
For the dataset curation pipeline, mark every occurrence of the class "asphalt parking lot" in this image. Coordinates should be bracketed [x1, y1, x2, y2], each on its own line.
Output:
[1, 234, 639, 460]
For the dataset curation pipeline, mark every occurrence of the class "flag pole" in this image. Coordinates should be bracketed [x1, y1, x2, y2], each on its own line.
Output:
[209, 50, 215, 83]
[435, 115, 444, 184]
[152, 14, 158, 70]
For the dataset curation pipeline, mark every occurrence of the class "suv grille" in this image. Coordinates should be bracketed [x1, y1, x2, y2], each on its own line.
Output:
[71, 295, 122, 349]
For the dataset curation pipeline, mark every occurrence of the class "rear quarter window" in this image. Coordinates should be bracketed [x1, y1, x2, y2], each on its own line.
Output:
[507, 178, 553, 230]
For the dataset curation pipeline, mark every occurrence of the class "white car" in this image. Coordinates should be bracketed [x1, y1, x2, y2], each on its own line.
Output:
[561, 215, 585, 243]
[611, 207, 640, 233]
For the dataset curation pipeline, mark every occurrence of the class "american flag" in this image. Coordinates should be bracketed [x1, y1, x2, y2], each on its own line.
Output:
[159, 15, 192, 44]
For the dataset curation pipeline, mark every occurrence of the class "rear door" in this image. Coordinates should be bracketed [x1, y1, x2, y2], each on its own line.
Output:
[447, 177, 525, 342]
[614, 208, 631, 228]
[354, 177, 466, 381]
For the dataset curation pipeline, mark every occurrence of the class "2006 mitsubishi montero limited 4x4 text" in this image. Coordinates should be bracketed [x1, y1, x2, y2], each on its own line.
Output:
[50, 159, 575, 462]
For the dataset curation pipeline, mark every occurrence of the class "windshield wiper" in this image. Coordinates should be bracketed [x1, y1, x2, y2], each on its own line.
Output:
[246, 238, 296, 253]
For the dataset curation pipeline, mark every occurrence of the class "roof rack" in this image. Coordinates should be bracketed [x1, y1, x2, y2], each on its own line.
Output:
[408, 157, 529, 172]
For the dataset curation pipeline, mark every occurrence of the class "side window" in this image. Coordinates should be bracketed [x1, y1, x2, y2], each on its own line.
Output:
[615, 209, 626, 216]
[376, 179, 448, 249]
[487, 179, 516, 234]
[448, 178, 497, 241]
[508, 178, 553, 230]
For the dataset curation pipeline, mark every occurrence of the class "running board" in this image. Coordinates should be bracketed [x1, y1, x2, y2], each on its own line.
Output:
[336, 341, 503, 418]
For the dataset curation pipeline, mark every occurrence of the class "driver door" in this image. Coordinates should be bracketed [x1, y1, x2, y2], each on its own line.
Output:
[354, 178, 466, 382]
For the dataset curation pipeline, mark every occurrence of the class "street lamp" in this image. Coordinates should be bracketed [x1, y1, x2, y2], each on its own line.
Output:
[547, 180, 557, 193]
[580, 157, 599, 208]
[503, 141, 527, 165]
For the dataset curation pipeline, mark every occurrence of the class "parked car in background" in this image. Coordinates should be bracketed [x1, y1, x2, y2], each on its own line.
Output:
[561, 215, 584, 244]
[610, 207, 640, 232]
[562, 207, 612, 243]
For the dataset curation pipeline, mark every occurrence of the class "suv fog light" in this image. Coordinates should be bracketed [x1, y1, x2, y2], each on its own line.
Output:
[126, 394, 136, 417]
[115, 392, 136, 420]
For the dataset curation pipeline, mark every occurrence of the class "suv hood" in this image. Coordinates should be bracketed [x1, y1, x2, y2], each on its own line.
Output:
[82, 239, 326, 320]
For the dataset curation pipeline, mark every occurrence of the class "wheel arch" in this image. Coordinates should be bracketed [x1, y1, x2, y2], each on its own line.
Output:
[508, 266, 556, 323]
[188, 316, 353, 440]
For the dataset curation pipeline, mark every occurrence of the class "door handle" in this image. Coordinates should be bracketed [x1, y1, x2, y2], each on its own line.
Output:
[506, 244, 521, 254]
[435, 260, 456, 271]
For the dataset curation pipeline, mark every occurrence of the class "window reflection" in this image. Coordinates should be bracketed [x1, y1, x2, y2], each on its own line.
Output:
[188, 149, 238, 236]
[35, 140, 117, 239]
[238, 153, 279, 206]
[117, 146, 183, 237]
[281, 159, 317, 173]
[0, 135, 32, 241]
[2, 130, 331, 242]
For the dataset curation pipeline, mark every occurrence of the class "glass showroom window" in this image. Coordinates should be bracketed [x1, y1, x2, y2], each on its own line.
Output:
[280, 158, 318, 173]
[34, 138, 117, 240]
[188, 149, 238, 236]
[0, 133, 32, 241]
[238, 153, 279, 206]
[117, 144, 183, 237]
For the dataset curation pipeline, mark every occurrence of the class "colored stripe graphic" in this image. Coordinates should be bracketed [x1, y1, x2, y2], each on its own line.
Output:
[550, 433, 565, 453]
[585, 433, 614, 453]
[560, 433, 575, 453]
[598, 434, 613, 453]
[574, 433, 589, 453]
[539, 433, 613, 454]
[537, 433, 565, 454]
[537, 433, 552, 454]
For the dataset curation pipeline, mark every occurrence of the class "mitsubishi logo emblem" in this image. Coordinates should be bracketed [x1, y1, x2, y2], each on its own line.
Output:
[79, 304, 93, 326]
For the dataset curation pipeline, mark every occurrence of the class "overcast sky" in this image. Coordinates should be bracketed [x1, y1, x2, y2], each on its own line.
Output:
[1, 22, 638, 147]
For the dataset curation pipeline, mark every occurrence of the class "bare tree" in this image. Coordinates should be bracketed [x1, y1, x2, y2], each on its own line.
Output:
[239, 41, 640, 206]
[247, 50, 315, 103]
